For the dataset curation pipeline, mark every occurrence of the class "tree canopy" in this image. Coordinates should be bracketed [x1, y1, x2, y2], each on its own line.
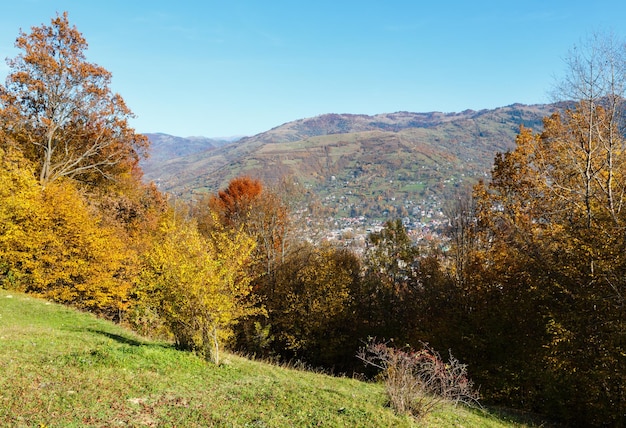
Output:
[0, 12, 148, 187]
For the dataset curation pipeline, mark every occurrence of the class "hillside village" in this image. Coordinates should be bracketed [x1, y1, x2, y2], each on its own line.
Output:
[142, 106, 546, 250]
[317, 194, 449, 250]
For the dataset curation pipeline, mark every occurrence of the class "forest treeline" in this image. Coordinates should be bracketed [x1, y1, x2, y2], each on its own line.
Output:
[0, 13, 624, 427]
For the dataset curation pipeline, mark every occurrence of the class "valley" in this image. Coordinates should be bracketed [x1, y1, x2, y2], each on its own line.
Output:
[142, 103, 557, 245]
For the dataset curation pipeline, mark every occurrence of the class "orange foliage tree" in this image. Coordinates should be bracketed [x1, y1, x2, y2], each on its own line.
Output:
[0, 12, 148, 187]
[452, 115, 626, 424]
[201, 176, 290, 275]
[208, 176, 263, 226]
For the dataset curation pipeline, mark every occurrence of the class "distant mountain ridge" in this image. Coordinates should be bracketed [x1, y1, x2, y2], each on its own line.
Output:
[143, 133, 236, 164]
[240, 110, 488, 144]
[141, 103, 558, 220]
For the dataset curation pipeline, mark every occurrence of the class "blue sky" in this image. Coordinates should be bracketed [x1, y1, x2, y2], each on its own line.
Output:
[1, 1, 626, 138]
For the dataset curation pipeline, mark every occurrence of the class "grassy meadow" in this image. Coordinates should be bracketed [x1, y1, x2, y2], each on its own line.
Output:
[0, 289, 553, 427]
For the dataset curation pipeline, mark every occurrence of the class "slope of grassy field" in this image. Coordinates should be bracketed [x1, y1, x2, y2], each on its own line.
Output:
[0, 290, 550, 427]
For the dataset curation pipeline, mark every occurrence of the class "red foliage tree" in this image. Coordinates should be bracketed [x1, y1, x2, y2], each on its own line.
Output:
[209, 176, 263, 226]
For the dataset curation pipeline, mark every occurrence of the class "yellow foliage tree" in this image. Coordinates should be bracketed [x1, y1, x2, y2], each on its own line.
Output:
[0, 169, 134, 318]
[140, 215, 258, 364]
[0, 146, 41, 287]
[31, 182, 134, 316]
[0, 147, 134, 317]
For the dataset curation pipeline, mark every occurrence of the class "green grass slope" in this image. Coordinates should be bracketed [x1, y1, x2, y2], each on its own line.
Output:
[0, 290, 546, 427]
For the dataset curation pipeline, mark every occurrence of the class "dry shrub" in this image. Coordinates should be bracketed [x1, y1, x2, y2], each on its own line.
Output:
[357, 341, 479, 419]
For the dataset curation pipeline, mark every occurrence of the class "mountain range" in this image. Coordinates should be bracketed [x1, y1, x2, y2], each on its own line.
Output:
[141, 103, 557, 220]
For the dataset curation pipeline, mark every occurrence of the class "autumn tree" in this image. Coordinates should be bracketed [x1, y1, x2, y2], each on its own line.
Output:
[246, 243, 362, 368]
[139, 213, 259, 364]
[0, 145, 41, 288]
[446, 128, 555, 407]
[0, 12, 148, 187]
[540, 34, 626, 424]
[536, 119, 626, 424]
[201, 176, 291, 275]
[454, 112, 626, 423]
[0, 148, 135, 318]
[208, 176, 263, 226]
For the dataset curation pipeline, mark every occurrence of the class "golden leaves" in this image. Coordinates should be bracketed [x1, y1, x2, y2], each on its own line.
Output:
[0, 148, 134, 316]
[139, 214, 258, 364]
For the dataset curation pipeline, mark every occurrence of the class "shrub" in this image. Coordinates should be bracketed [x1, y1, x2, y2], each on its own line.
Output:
[357, 340, 479, 419]
[139, 216, 259, 365]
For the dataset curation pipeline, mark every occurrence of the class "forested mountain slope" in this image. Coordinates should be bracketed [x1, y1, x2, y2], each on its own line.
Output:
[142, 103, 556, 219]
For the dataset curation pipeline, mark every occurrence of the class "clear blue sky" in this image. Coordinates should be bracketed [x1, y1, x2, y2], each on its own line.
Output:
[1, 0, 625, 138]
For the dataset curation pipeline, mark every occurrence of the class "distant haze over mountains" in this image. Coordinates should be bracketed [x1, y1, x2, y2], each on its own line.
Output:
[142, 134, 236, 163]
[141, 103, 558, 220]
